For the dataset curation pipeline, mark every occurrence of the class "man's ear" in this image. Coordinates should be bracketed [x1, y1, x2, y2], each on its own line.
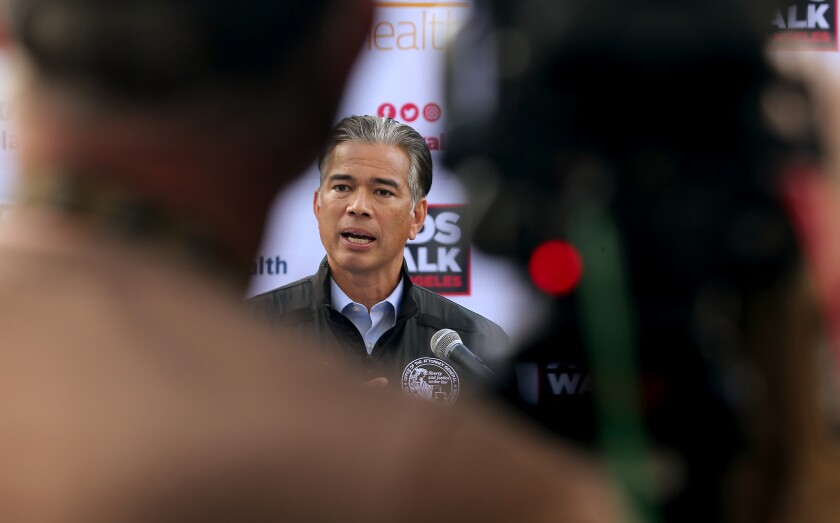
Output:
[408, 198, 428, 240]
[313, 189, 321, 219]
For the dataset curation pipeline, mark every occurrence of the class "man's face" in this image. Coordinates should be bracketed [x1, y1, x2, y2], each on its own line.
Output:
[315, 141, 427, 280]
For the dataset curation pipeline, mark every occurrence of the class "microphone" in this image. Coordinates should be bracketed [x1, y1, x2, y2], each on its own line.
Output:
[431, 329, 497, 384]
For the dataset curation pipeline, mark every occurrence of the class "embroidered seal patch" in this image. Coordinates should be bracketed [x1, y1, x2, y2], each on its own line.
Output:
[401, 357, 460, 406]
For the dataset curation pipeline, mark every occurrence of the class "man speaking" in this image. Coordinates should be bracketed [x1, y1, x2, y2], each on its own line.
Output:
[252, 115, 507, 393]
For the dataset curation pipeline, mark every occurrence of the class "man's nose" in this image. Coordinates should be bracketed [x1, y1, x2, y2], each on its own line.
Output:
[347, 192, 372, 217]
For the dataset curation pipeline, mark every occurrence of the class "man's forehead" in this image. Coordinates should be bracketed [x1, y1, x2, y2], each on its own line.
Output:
[330, 140, 406, 159]
[325, 142, 409, 179]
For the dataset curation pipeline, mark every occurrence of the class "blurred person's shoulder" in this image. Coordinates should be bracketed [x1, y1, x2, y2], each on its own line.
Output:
[249, 272, 320, 319]
[0, 205, 322, 381]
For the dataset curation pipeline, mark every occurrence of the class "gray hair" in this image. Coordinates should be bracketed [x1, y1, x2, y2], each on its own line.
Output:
[318, 115, 432, 205]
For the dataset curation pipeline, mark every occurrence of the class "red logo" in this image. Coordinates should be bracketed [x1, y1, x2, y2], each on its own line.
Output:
[405, 205, 469, 295]
[423, 103, 442, 122]
[377, 103, 397, 119]
[400, 103, 419, 122]
[377, 102, 444, 123]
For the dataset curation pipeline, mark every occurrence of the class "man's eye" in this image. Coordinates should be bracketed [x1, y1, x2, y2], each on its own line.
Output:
[375, 189, 393, 197]
[334, 184, 351, 192]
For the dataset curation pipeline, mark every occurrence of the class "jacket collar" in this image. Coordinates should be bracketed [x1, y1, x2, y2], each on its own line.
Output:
[312, 256, 418, 320]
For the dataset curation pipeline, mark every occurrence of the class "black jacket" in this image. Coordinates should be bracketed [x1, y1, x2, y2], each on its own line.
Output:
[250, 257, 508, 386]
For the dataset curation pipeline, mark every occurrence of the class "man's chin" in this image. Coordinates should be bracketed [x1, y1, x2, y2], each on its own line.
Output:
[329, 252, 376, 273]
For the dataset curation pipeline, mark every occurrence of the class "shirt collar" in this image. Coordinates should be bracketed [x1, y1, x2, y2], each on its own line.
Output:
[330, 276, 404, 316]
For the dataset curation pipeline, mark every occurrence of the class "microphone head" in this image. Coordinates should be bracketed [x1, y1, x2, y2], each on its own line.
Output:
[431, 328, 462, 360]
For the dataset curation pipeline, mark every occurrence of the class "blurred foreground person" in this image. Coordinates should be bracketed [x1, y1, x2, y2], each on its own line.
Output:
[0, 0, 627, 521]
[445, 0, 840, 522]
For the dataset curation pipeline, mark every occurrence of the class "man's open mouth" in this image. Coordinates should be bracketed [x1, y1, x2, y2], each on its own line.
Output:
[342, 232, 376, 245]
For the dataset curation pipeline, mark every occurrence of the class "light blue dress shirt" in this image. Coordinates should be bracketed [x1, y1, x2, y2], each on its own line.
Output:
[330, 277, 403, 355]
